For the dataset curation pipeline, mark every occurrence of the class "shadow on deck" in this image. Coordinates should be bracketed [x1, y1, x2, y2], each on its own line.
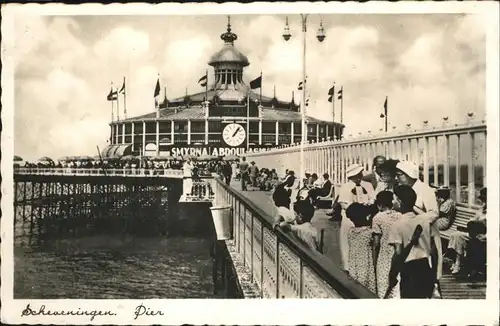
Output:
[229, 181, 486, 299]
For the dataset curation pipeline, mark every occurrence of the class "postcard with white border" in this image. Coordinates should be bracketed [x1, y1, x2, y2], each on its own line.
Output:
[1, 2, 499, 325]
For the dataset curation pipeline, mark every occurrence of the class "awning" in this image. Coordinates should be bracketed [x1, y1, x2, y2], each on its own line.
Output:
[100, 144, 133, 159]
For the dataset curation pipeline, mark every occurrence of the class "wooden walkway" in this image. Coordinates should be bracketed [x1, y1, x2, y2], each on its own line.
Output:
[230, 181, 486, 299]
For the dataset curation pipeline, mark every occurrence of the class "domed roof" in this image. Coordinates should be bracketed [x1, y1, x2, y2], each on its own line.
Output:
[208, 44, 249, 67]
[208, 16, 250, 67]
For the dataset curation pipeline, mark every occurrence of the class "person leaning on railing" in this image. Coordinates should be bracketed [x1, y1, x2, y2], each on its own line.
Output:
[278, 200, 320, 252]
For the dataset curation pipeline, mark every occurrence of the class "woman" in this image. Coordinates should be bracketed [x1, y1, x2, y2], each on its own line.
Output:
[272, 184, 297, 227]
[374, 159, 399, 195]
[435, 186, 456, 231]
[346, 203, 377, 294]
[448, 187, 486, 275]
[372, 191, 403, 298]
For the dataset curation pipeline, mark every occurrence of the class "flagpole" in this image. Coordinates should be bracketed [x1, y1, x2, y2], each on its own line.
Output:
[205, 70, 208, 100]
[246, 89, 250, 152]
[259, 71, 262, 104]
[110, 82, 115, 122]
[164, 86, 168, 109]
[340, 86, 344, 124]
[123, 77, 127, 119]
[385, 96, 388, 133]
[332, 83, 335, 121]
[116, 84, 120, 121]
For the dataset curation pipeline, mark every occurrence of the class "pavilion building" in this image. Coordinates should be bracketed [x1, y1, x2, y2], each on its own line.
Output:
[103, 17, 344, 159]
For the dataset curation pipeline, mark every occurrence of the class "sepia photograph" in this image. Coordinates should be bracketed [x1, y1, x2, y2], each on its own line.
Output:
[1, 2, 499, 325]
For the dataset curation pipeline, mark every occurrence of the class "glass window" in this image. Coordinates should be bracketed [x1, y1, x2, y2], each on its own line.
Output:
[145, 122, 156, 133]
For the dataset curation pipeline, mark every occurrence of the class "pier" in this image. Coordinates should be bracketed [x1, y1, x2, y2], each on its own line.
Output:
[13, 118, 487, 299]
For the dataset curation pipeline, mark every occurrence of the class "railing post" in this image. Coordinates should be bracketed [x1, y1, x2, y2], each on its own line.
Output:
[444, 135, 450, 187]
[468, 132, 476, 206]
[433, 136, 439, 185]
[275, 237, 280, 299]
[250, 213, 254, 283]
[455, 134, 462, 203]
[423, 136, 429, 184]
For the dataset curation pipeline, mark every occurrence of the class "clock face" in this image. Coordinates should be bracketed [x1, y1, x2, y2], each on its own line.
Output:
[222, 123, 246, 147]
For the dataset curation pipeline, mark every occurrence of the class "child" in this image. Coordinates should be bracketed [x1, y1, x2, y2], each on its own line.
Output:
[346, 202, 377, 294]
[279, 200, 319, 251]
[372, 191, 403, 298]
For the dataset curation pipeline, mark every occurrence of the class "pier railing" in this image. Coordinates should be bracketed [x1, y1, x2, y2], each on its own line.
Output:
[213, 177, 376, 299]
[180, 178, 216, 202]
[246, 120, 486, 205]
[14, 167, 184, 179]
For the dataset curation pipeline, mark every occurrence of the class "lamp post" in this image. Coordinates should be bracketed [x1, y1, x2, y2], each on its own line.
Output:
[282, 14, 325, 183]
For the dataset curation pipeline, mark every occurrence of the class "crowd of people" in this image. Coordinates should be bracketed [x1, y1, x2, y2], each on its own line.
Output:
[261, 155, 486, 299]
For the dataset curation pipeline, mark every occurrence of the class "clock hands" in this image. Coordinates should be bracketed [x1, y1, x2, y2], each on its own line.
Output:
[232, 127, 241, 138]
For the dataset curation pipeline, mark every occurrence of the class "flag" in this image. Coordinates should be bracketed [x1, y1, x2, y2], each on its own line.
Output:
[250, 75, 262, 89]
[119, 77, 126, 94]
[328, 96, 333, 103]
[298, 76, 308, 90]
[154, 78, 161, 97]
[107, 88, 117, 101]
[198, 74, 207, 87]
[328, 85, 335, 95]
[384, 96, 387, 116]
[337, 86, 343, 100]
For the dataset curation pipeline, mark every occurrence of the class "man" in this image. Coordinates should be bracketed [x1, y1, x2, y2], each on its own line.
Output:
[221, 161, 232, 185]
[362, 155, 386, 190]
[182, 159, 194, 195]
[395, 161, 442, 283]
[336, 164, 375, 271]
[238, 157, 250, 191]
[308, 173, 332, 205]
[389, 185, 434, 298]
[249, 161, 259, 188]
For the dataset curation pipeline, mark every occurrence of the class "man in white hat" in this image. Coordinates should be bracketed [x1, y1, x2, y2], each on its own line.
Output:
[395, 161, 442, 283]
[337, 163, 375, 271]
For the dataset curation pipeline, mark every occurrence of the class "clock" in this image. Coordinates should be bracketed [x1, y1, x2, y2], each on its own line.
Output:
[222, 123, 246, 147]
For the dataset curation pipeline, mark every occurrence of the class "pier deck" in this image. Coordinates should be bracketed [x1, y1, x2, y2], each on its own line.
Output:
[229, 181, 486, 299]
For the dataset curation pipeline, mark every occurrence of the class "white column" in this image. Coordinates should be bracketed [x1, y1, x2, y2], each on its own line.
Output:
[275, 121, 279, 145]
[258, 120, 263, 145]
[171, 120, 175, 144]
[131, 123, 135, 152]
[205, 120, 209, 145]
[115, 124, 119, 144]
[142, 121, 146, 156]
[316, 124, 320, 142]
[156, 121, 160, 156]
[290, 122, 294, 145]
[122, 123, 125, 144]
[187, 120, 192, 145]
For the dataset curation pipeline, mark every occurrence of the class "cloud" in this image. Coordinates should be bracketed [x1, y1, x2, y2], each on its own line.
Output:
[13, 14, 487, 161]
[93, 26, 150, 63]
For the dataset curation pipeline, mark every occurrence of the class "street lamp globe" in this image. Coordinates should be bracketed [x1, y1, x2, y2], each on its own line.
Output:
[282, 17, 292, 41]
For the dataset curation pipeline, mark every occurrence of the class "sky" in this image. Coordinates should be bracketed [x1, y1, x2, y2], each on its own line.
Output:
[12, 12, 487, 161]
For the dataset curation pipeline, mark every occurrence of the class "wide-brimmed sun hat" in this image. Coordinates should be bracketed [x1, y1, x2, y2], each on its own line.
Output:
[346, 164, 364, 178]
[396, 161, 419, 179]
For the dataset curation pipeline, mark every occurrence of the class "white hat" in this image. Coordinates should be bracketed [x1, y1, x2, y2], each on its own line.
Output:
[346, 164, 364, 178]
[396, 161, 419, 179]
